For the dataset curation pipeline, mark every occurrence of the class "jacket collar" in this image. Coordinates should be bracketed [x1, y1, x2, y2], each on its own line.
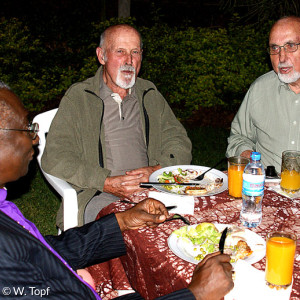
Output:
[84, 66, 103, 98]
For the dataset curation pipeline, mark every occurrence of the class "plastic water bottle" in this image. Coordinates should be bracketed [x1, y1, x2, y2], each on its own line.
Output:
[240, 152, 265, 228]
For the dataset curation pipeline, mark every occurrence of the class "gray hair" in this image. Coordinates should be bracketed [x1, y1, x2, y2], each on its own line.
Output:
[0, 81, 10, 90]
[99, 24, 143, 55]
[0, 81, 14, 131]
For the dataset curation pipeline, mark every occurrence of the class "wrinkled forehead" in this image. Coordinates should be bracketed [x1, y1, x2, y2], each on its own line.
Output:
[105, 27, 141, 50]
[269, 20, 300, 44]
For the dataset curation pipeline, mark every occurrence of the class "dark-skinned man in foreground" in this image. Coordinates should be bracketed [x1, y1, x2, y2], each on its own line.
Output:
[0, 82, 233, 299]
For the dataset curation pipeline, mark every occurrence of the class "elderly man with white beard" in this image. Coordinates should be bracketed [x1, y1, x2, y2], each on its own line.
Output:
[226, 16, 300, 173]
[42, 24, 192, 229]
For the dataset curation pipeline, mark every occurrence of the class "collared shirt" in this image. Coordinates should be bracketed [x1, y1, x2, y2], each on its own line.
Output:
[226, 70, 300, 172]
[99, 81, 148, 176]
[0, 188, 100, 300]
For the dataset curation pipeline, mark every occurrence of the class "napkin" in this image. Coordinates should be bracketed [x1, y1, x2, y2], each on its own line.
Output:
[148, 191, 194, 215]
[225, 260, 292, 300]
[268, 184, 300, 200]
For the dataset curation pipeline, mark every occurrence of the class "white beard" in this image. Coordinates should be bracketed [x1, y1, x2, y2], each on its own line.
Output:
[116, 65, 136, 89]
[277, 63, 300, 84]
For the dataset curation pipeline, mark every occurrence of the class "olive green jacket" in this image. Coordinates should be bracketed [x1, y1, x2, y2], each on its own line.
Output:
[42, 67, 192, 229]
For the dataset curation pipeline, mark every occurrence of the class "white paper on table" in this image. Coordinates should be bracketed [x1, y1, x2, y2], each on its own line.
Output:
[268, 184, 300, 200]
[225, 260, 292, 300]
[148, 191, 194, 215]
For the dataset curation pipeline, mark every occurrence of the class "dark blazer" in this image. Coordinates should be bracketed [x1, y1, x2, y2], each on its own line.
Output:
[0, 211, 194, 299]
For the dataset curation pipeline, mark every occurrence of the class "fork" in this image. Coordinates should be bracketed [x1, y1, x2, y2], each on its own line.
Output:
[120, 200, 188, 224]
[120, 200, 177, 211]
[193, 157, 226, 181]
[165, 214, 190, 225]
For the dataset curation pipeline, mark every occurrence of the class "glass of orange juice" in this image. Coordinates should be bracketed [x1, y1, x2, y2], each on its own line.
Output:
[280, 150, 300, 193]
[228, 156, 249, 198]
[265, 231, 296, 289]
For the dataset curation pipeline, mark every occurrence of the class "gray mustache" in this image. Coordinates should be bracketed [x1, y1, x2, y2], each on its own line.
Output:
[119, 65, 135, 72]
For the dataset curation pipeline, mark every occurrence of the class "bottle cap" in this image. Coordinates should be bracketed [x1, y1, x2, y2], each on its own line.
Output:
[266, 166, 276, 177]
[251, 152, 261, 161]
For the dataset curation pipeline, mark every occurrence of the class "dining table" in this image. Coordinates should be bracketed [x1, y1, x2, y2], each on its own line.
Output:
[87, 183, 300, 300]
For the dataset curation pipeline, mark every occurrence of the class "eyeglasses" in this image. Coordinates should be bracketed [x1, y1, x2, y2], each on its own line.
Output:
[0, 122, 39, 140]
[267, 42, 300, 55]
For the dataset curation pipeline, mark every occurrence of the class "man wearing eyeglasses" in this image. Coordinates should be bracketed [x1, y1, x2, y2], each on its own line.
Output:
[0, 82, 233, 300]
[226, 16, 300, 172]
[41, 24, 192, 229]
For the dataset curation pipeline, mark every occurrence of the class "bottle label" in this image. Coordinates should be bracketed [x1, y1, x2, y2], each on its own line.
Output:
[242, 174, 265, 196]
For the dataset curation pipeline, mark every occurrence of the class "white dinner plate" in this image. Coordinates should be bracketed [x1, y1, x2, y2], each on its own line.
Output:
[149, 165, 228, 196]
[167, 224, 266, 265]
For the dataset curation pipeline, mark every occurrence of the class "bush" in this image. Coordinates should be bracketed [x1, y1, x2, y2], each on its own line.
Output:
[0, 17, 271, 120]
[139, 23, 270, 119]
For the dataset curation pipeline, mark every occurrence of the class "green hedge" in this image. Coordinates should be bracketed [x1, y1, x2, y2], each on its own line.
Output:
[0, 17, 271, 120]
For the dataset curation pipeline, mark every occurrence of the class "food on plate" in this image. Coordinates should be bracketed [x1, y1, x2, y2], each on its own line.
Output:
[173, 223, 253, 262]
[234, 240, 253, 260]
[157, 168, 224, 195]
[185, 186, 207, 195]
[157, 168, 200, 183]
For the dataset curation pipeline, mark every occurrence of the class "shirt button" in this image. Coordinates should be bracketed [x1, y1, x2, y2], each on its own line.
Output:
[293, 121, 297, 125]
[291, 141, 295, 145]
[296, 100, 299, 104]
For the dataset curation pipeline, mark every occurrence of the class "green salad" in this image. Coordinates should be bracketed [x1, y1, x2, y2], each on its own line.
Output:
[173, 223, 221, 261]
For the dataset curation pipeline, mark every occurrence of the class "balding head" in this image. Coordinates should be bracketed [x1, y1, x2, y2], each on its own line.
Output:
[0, 82, 37, 187]
[269, 16, 300, 92]
[0, 82, 23, 130]
[99, 24, 143, 52]
[96, 24, 143, 96]
[270, 16, 300, 39]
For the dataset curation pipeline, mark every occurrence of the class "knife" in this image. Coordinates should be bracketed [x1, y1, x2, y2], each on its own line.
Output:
[139, 182, 204, 188]
[120, 200, 177, 211]
[219, 227, 228, 254]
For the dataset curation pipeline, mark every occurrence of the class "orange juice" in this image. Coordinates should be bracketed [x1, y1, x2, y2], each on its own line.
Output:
[228, 164, 246, 198]
[280, 169, 300, 192]
[266, 236, 296, 287]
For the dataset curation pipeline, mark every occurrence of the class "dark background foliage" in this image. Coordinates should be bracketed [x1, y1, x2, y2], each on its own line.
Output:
[0, 16, 271, 122]
[1, 0, 299, 234]
[1, 0, 297, 123]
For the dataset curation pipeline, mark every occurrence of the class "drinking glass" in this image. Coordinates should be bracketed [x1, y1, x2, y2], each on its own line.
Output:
[280, 150, 300, 193]
[265, 231, 296, 289]
[228, 156, 249, 198]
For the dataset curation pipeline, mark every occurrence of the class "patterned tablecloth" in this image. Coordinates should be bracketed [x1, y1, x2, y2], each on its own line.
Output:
[87, 187, 300, 300]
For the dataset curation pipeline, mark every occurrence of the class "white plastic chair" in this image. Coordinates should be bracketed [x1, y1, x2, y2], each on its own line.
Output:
[33, 109, 78, 233]
[34, 109, 135, 296]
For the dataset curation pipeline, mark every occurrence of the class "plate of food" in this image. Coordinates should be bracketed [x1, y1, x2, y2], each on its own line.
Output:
[148, 165, 228, 196]
[167, 223, 266, 265]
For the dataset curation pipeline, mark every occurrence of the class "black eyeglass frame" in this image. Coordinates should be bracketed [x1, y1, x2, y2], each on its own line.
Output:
[267, 42, 300, 55]
[0, 122, 39, 140]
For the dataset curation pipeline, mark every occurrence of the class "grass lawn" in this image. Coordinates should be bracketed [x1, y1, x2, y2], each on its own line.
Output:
[8, 126, 230, 236]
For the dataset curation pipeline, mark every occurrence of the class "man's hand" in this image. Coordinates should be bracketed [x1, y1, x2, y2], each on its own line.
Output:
[240, 150, 252, 159]
[188, 252, 234, 300]
[103, 165, 161, 199]
[125, 165, 161, 182]
[115, 198, 169, 232]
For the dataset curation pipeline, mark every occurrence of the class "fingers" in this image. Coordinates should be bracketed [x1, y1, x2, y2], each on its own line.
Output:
[121, 174, 144, 185]
[145, 198, 169, 218]
[121, 199, 169, 231]
[188, 253, 234, 299]
[197, 251, 230, 267]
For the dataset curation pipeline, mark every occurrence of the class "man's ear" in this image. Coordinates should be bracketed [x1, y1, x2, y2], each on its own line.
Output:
[96, 47, 105, 65]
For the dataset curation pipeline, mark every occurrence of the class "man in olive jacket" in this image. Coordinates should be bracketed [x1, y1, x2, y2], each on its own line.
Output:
[42, 24, 192, 229]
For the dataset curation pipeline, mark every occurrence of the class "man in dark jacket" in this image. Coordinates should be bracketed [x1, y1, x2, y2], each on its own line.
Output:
[0, 82, 233, 299]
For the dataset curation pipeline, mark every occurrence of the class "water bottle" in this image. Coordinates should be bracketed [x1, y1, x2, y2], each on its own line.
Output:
[240, 152, 265, 228]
